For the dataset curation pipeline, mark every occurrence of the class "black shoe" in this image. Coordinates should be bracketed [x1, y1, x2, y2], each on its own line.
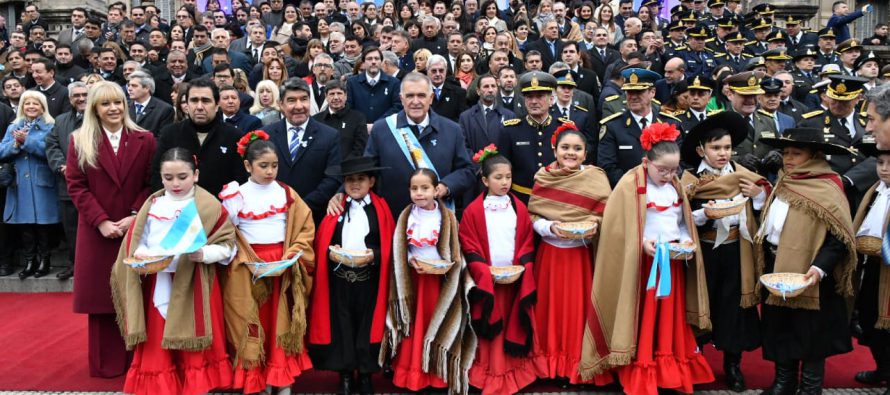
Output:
[18, 258, 37, 279]
[56, 267, 74, 280]
[855, 370, 888, 385]
[382, 363, 394, 379]
[799, 359, 825, 395]
[357, 373, 373, 395]
[339, 372, 353, 395]
[0, 265, 13, 276]
[724, 361, 746, 392]
[761, 361, 798, 395]
[33, 256, 51, 278]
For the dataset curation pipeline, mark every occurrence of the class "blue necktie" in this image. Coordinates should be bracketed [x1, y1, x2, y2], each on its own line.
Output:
[549, 41, 556, 57]
[134, 103, 143, 116]
[434, 87, 441, 100]
[289, 126, 301, 161]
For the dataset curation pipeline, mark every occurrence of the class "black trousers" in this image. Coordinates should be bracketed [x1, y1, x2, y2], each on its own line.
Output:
[0, 189, 14, 266]
[59, 199, 78, 266]
[20, 224, 53, 261]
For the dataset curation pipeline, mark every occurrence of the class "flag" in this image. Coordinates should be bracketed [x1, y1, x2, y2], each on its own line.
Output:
[158, 200, 207, 255]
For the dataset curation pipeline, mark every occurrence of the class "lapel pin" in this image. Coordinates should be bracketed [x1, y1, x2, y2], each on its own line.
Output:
[384, 88, 389, 95]
[220, 146, 228, 153]
[445, 97, 450, 102]
[431, 139, 438, 146]
[342, 122, 346, 128]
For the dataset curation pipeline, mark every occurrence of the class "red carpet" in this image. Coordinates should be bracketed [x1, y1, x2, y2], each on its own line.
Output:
[0, 292, 879, 392]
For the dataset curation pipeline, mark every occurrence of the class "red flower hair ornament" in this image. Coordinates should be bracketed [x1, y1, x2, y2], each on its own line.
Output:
[473, 143, 499, 163]
[640, 122, 680, 151]
[551, 120, 579, 148]
[236, 130, 271, 158]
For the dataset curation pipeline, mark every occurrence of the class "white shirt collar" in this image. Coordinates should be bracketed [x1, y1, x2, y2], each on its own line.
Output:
[878, 181, 890, 195]
[631, 111, 652, 126]
[347, 194, 372, 206]
[407, 114, 430, 129]
[365, 71, 380, 83]
[690, 108, 706, 119]
[136, 97, 150, 108]
[482, 104, 495, 112]
[696, 160, 734, 175]
[286, 119, 309, 132]
[40, 81, 55, 91]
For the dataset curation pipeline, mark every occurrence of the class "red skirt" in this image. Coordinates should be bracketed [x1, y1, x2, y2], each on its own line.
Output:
[469, 283, 548, 395]
[123, 272, 233, 395]
[616, 256, 714, 395]
[391, 270, 448, 391]
[534, 243, 613, 385]
[233, 243, 313, 394]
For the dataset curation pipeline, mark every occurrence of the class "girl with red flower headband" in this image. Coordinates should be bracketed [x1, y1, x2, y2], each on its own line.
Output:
[219, 131, 317, 395]
[526, 123, 614, 387]
[580, 123, 715, 394]
[459, 146, 547, 394]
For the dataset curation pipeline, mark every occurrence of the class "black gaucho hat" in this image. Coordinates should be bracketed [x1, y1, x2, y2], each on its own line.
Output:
[680, 111, 749, 165]
[325, 156, 389, 177]
[759, 127, 852, 155]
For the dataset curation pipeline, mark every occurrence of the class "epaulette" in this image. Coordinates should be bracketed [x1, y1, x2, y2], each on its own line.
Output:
[703, 47, 715, 53]
[557, 117, 572, 124]
[705, 37, 716, 42]
[652, 98, 662, 105]
[715, 52, 727, 58]
[573, 105, 588, 112]
[802, 109, 824, 119]
[604, 94, 620, 102]
[860, 117, 867, 126]
[674, 45, 688, 51]
[757, 108, 775, 117]
[744, 41, 756, 45]
[861, 111, 868, 117]
[502, 118, 521, 126]
[742, 53, 753, 58]
[707, 109, 724, 116]
[600, 111, 623, 124]
[658, 111, 681, 121]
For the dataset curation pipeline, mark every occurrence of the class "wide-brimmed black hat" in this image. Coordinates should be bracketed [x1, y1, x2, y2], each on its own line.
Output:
[325, 156, 389, 177]
[760, 128, 852, 155]
[680, 111, 749, 164]
[855, 140, 890, 157]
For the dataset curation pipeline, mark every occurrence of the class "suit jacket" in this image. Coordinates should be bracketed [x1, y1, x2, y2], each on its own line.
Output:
[309, 81, 328, 116]
[654, 78, 681, 105]
[758, 109, 795, 134]
[57, 27, 90, 48]
[152, 117, 247, 196]
[313, 108, 369, 159]
[431, 82, 468, 120]
[550, 104, 597, 162]
[572, 67, 601, 104]
[460, 104, 516, 157]
[780, 97, 809, 122]
[202, 50, 253, 73]
[222, 110, 263, 133]
[32, 83, 71, 118]
[129, 98, 175, 137]
[527, 38, 565, 70]
[345, 72, 402, 122]
[598, 109, 683, 186]
[496, 93, 519, 113]
[733, 109, 781, 161]
[365, 110, 475, 215]
[45, 110, 82, 199]
[262, 118, 341, 222]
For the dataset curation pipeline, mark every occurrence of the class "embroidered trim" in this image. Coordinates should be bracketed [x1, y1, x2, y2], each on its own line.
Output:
[646, 200, 681, 212]
[147, 209, 182, 221]
[218, 184, 240, 200]
[406, 227, 440, 247]
[238, 204, 288, 219]
[483, 197, 512, 211]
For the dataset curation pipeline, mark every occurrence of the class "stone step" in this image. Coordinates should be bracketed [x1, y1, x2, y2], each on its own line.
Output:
[0, 249, 73, 293]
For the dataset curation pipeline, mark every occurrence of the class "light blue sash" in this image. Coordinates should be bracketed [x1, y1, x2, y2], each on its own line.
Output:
[385, 114, 454, 210]
[647, 241, 672, 298]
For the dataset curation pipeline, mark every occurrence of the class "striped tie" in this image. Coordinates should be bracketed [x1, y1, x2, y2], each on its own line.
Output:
[289, 126, 302, 161]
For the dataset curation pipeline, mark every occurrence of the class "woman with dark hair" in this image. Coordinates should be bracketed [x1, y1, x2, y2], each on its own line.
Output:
[595, 4, 623, 46]
[398, 4, 414, 28]
[573, 1, 596, 26]
[271, 4, 300, 44]
[707, 66, 734, 112]
[361, 2, 380, 26]
[173, 83, 190, 122]
[479, 26, 498, 58]
[404, 19, 421, 39]
[351, 21, 375, 47]
[249, 5, 263, 20]
[455, 52, 477, 89]
[480, 0, 508, 32]
[381, 0, 397, 19]
[450, 2, 474, 35]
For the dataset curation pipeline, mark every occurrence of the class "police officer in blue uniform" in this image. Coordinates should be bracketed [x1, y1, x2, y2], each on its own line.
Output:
[550, 69, 595, 160]
[681, 24, 718, 79]
[496, 71, 567, 202]
[598, 68, 683, 186]
[716, 32, 753, 73]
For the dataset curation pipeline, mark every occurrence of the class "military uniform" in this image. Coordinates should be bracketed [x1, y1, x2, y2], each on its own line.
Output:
[682, 25, 719, 79]
[599, 109, 683, 185]
[723, 72, 780, 161]
[797, 108, 867, 175]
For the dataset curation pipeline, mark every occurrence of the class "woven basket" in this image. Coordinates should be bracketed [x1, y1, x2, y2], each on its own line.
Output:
[329, 245, 374, 267]
[668, 242, 696, 260]
[857, 236, 883, 257]
[415, 257, 454, 275]
[555, 221, 597, 240]
[124, 256, 173, 275]
[703, 197, 749, 219]
[490, 265, 525, 285]
[760, 272, 810, 298]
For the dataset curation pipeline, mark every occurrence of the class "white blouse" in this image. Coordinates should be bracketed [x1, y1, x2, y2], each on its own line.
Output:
[858, 182, 890, 238]
[341, 195, 372, 251]
[643, 179, 692, 243]
[406, 202, 443, 261]
[220, 180, 287, 244]
[484, 195, 516, 267]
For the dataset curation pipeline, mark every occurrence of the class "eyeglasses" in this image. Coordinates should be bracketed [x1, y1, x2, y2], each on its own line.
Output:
[314, 63, 333, 68]
[649, 163, 679, 176]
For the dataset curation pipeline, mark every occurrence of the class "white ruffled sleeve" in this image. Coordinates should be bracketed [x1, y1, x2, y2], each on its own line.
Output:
[219, 181, 243, 226]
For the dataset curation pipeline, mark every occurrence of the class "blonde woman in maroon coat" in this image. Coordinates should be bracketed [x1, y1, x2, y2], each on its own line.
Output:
[65, 81, 156, 378]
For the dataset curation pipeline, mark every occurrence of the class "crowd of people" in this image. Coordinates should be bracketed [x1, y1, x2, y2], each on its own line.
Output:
[1, 0, 890, 394]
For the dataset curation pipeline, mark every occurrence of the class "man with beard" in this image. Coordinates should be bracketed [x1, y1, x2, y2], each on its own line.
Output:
[496, 67, 518, 112]
[310, 53, 334, 115]
[44, 81, 88, 280]
[262, 78, 341, 223]
[313, 79, 369, 159]
[40, 39, 56, 61]
[599, 68, 683, 185]
[54, 45, 85, 86]
[151, 78, 246, 196]
[346, 47, 401, 122]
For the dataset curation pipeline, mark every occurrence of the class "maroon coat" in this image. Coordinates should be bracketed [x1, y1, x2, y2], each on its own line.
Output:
[66, 130, 156, 314]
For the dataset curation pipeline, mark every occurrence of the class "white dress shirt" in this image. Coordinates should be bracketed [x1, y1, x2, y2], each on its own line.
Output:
[484, 195, 517, 267]
[342, 195, 372, 251]
[104, 127, 123, 154]
[858, 182, 890, 238]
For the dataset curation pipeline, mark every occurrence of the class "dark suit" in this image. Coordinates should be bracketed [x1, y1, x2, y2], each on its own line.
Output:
[432, 82, 468, 120]
[152, 117, 247, 196]
[364, 110, 475, 216]
[527, 38, 565, 70]
[129, 98, 175, 136]
[571, 67, 601, 105]
[785, 32, 818, 53]
[346, 72, 402, 122]
[263, 118, 341, 222]
[779, 97, 809, 122]
[654, 78, 683, 105]
[33, 82, 71, 118]
[815, 51, 840, 72]
[496, 93, 519, 113]
[550, 104, 597, 162]
[460, 104, 516, 157]
[411, 36, 448, 57]
[313, 108, 369, 159]
[222, 111, 263, 133]
[599, 109, 683, 186]
[45, 109, 83, 267]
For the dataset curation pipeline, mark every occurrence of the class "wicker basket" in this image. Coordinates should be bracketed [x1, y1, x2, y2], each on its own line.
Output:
[668, 242, 696, 260]
[555, 221, 597, 240]
[857, 236, 883, 257]
[490, 265, 525, 284]
[329, 245, 374, 267]
[245, 259, 294, 278]
[415, 257, 454, 275]
[124, 256, 173, 275]
[760, 272, 810, 298]
[702, 197, 749, 219]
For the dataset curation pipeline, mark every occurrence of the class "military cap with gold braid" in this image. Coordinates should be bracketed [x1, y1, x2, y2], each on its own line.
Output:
[792, 47, 818, 62]
[667, 20, 686, 31]
[836, 38, 863, 53]
[766, 30, 787, 43]
[855, 51, 881, 71]
[641, 0, 661, 7]
[752, 3, 775, 15]
[680, 11, 698, 23]
[881, 64, 890, 78]
[687, 74, 715, 91]
[687, 24, 710, 38]
[763, 48, 792, 61]
[670, 4, 689, 15]
[826, 75, 868, 101]
[716, 16, 737, 29]
[520, 71, 557, 94]
[783, 15, 802, 25]
[621, 68, 661, 91]
[818, 27, 836, 39]
[744, 56, 766, 71]
[751, 17, 772, 30]
[708, 0, 725, 7]
[725, 71, 765, 95]
[725, 31, 747, 43]
[552, 69, 578, 87]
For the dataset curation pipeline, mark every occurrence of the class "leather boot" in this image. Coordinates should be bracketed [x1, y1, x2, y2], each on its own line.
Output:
[338, 371, 353, 395]
[723, 352, 746, 392]
[34, 255, 51, 278]
[56, 267, 74, 280]
[760, 361, 798, 395]
[357, 373, 373, 395]
[18, 257, 37, 279]
[0, 262, 12, 276]
[799, 359, 825, 395]
[856, 346, 890, 385]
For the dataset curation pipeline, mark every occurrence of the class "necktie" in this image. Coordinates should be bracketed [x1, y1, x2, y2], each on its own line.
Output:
[549, 41, 556, 57]
[134, 103, 143, 116]
[792, 37, 798, 46]
[747, 115, 754, 128]
[699, 113, 706, 121]
[434, 87, 441, 100]
[840, 117, 852, 138]
[225, 117, 236, 124]
[600, 48, 606, 59]
[368, 78, 376, 87]
[639, 116, 648, 130]
[289, 126, 302, 161]
[484, 108, 491, 118]
[561, 107, 569, 118]
[409, 124, 421, 137]
[253, 48, 259, 62]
